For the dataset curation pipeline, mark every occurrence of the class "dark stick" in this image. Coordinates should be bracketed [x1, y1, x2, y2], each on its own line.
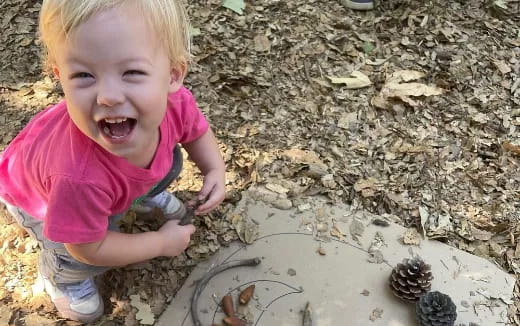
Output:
[191, 258, 261, 326]
[178, 199, 204, 226]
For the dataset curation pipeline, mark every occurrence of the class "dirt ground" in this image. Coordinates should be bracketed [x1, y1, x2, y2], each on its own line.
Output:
[1, 0, 520, 325]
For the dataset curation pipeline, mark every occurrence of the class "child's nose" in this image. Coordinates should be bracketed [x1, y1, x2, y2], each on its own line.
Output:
[96, 79, 124, 107]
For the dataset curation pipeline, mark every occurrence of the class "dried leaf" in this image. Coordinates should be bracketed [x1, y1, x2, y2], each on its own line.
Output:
[231, 213, 259, 244]
[369, 308, 383, 321]
[328, 71, 372, 89]
[471, 225, 493, 241]
[503, 141, 520, 155]
[419, 206, 429, 239]
[401, 228, 421, 246]
[265, 183, 289, 194]
[23, 313, 55, 326]
[253, 34, 270, 52]
[374, 70, 444, 108]
[0, 306, 11, 326]
[337, 112, 358, 129]
[349, 218, 365, 242]
[282, 148, 327, 168]
[130, 294, 155, 325]
[387, 70, 426, 83]
[354, 177, 378, 197]
[330, 224, 346, 240]
[385, 82, 444, 98]
[493, 60, 511, 74]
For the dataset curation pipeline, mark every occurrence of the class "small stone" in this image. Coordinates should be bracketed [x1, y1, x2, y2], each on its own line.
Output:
[272, 199, 292, 210]
[297, 203, 312, 212]
[287, 268, 296, 276]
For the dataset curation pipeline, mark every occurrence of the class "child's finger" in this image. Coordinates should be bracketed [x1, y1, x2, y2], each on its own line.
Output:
[197, 182, 215, 201]
[196, 189, 224, 214]
[195, 197, 216, 214]
[196, 190, 221, 213]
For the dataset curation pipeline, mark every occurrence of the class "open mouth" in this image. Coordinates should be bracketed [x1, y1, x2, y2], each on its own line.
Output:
[98, 117, 137, 139]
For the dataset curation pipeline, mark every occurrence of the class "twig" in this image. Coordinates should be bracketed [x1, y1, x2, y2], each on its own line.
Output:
[178, 198, 205, 226]
[302, 302, 312, 326]
[191, 258, 261, 326]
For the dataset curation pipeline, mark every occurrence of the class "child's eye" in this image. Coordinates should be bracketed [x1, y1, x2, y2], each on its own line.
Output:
[124, 70, 145, 76]
[71, 72, 93, 79]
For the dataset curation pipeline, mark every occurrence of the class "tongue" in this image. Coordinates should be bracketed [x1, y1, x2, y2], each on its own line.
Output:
[107, 120, 131, 137]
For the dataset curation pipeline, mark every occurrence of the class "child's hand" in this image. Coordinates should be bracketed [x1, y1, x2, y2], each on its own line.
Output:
[157, 220, 196, 257]
[194, 168, 225, 215]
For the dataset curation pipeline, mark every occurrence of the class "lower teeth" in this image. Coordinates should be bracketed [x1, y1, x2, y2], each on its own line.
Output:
[103, 126, 126, 139]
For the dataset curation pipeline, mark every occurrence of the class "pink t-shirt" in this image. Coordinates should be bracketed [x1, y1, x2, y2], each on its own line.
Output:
[0, 87, 208, 244]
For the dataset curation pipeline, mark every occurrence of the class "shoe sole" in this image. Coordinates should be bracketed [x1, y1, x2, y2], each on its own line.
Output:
[38, 271, 104, 323]
[53, 296, 104, 323]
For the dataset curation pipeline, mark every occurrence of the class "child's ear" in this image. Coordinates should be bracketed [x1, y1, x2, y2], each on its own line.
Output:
[168, 62, 187, 93]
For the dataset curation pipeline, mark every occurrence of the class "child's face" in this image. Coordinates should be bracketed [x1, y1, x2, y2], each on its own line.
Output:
[52, 4, 184, 165]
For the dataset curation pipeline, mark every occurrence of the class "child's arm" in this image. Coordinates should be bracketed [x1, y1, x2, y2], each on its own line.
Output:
[64, 220, 194, 266]
[182, 128, 226, 214]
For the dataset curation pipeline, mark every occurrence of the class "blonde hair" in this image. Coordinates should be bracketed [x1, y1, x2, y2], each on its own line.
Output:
[39, 0, 191, 74]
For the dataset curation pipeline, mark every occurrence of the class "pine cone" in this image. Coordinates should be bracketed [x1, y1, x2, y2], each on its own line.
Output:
[416, 291, 457, 326]
[389, 257, 433, 301]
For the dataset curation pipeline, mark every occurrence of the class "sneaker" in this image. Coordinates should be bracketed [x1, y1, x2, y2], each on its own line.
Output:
[40, 273, 103, 323]
[341, 0, 374, 10]
[133, 191, 186, 220]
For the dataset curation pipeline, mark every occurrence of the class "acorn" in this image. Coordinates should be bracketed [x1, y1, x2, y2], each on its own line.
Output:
[239, 285, 255, 305]
[221, 295, 234, 317]
[223, 316, 246, 326]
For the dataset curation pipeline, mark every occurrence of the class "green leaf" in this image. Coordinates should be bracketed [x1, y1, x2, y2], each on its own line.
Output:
[190, 26, 202, 37]
[223, 0, 245, 15]
[362, 41, 375, 54]
[493, 0, 508, 9]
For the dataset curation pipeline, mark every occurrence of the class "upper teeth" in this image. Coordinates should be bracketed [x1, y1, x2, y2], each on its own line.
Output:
[104, 118, 127, 123]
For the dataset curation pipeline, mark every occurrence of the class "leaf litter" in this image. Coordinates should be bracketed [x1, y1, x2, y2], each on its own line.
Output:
[1, 0, 520, 324]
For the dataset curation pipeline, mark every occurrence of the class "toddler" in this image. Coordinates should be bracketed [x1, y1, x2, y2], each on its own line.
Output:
[0, 0, 225, 323]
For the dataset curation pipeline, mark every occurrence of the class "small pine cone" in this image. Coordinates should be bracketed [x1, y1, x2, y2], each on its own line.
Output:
[416, 291, 457, 326]
[389, 257, 433, 301]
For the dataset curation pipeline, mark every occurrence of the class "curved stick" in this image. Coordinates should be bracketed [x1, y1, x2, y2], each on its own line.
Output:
[191, 257, 261, 326]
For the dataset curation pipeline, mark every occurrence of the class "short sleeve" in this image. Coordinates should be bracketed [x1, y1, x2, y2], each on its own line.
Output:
[168, 88, 209, 144]
[44, 175, 113, 244]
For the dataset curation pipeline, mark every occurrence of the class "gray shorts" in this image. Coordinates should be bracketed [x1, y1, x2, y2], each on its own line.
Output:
[2, 201, 119, 284]
[0, 145, 183, 285]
